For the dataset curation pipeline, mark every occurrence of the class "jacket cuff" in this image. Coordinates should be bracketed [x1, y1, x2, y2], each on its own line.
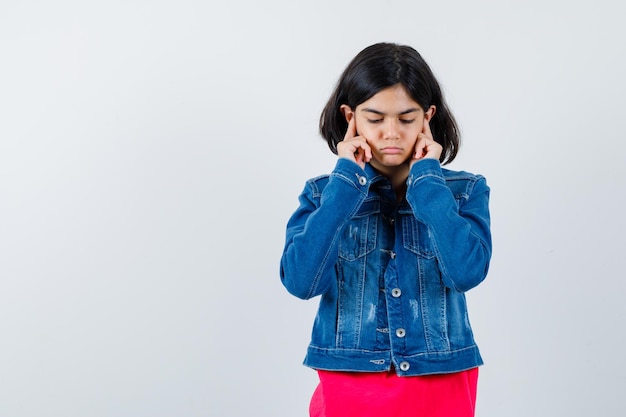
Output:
[407, 159, 444, 188]
[331, 158, 370, 194]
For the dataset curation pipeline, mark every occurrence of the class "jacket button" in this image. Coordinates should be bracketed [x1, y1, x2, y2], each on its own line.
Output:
[358, 175, 367, 186]
[399, 361, 410, 371]
[391, 288, 401, 297]
[396, 328, 406, 338]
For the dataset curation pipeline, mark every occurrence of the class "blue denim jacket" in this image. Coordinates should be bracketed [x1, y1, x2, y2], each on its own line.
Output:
[280, 158, 491, 376]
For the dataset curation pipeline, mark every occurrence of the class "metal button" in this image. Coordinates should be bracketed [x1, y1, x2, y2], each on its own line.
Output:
[391, 288, 402, 298]
[399, 361, 410, 371]
[396, 328, 406, 338]
[358, 175, 367, 186]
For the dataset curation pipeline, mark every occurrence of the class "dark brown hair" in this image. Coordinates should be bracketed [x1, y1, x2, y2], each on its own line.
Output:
[319, 43, 460, 164]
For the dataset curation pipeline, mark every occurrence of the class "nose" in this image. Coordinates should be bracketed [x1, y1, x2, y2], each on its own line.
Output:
[383, 119, 400, 140]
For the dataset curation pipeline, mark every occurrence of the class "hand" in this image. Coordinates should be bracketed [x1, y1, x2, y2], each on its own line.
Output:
[336, 116, 372, 169]
[410, 118, 442, 166]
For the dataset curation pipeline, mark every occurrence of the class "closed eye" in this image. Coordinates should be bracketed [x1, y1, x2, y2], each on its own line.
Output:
[400, 119, 415, 124]
[367, 119, 383, 124]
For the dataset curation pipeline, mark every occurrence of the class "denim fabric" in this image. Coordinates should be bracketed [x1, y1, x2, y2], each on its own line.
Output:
[280, 158, 491, 376]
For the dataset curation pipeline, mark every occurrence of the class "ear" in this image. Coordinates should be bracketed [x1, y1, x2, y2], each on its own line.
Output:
[424, 105, 436, 121]
[340, 104, 354, 123]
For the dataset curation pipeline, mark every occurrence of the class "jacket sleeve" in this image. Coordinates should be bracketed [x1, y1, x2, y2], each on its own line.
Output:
[405, 159, 492, 292]
[280, 159, 369, 299]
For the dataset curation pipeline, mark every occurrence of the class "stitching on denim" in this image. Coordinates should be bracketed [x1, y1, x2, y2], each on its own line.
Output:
[336, 274, 344, 346]
[412, 173, 446, 185]
[307, 175, 329, 198]
[440, 285, 450, 350]
[338, 210, 378, 260]
[306, 229, 341, 299]
[442, 169, 482, 181]
[418, 259, 434, 351]
[431, 237, 457, 291]
[307, 345, 390, 354]
[306, 189, 365, 299]
[332, 172, 367, 195]
[310, 180, 321, 198]
[355, 244, 366, 347]
[401, 215, 435, 259]
[402, 345, 480, 357]
[307, 344, 478, 356]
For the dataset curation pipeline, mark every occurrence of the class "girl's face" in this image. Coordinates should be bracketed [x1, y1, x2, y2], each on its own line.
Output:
[342, 84, 435, 175]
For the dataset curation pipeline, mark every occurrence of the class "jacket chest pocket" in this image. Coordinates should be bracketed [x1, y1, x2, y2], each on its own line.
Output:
[400, 210, 435, 258]
[338, 200, 379, 261]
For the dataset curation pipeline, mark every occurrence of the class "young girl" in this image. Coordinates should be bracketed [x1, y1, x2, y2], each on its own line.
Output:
[280, 43, 491, 417]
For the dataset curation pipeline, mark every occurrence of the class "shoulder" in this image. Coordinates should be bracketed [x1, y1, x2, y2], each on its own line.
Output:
[441, 167, 485, 182]
[303, 174, 331, 198]
[441, 167, 489, 199]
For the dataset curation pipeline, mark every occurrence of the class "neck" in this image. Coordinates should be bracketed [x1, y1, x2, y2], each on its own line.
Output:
[371, 162, 410, 201]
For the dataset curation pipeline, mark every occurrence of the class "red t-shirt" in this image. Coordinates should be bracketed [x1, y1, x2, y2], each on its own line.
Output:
[310, 368, 478, 417]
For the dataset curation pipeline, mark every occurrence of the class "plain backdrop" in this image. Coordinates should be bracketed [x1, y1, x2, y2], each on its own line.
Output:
[1, 0, 625, 416]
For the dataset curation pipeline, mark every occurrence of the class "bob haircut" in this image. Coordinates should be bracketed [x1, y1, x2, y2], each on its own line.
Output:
[320, 42, 460, 165]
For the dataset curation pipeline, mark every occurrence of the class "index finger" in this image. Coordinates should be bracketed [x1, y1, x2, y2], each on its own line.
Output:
[344, 116, 357, 141]
[422, 117, 433, 139]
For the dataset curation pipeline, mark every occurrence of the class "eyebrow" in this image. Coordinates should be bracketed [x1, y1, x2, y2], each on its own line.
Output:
[361, 107, 420, 116]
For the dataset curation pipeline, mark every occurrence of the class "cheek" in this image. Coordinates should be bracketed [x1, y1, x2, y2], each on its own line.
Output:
[406, 137, 418, 151]
[414, 120, 425, 135]
[355, 119, 376, 138]
[404, 124, 421, 141]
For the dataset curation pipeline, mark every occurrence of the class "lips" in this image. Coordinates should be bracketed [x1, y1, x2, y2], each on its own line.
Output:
[380, 147, 403, 154]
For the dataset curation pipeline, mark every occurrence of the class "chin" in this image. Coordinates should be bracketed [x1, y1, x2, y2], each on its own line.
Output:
[384, 156, 412, 165]
[373, 158, 411, 169]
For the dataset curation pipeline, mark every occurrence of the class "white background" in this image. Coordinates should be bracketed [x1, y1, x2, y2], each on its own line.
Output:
[1, 1, 625, 416]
